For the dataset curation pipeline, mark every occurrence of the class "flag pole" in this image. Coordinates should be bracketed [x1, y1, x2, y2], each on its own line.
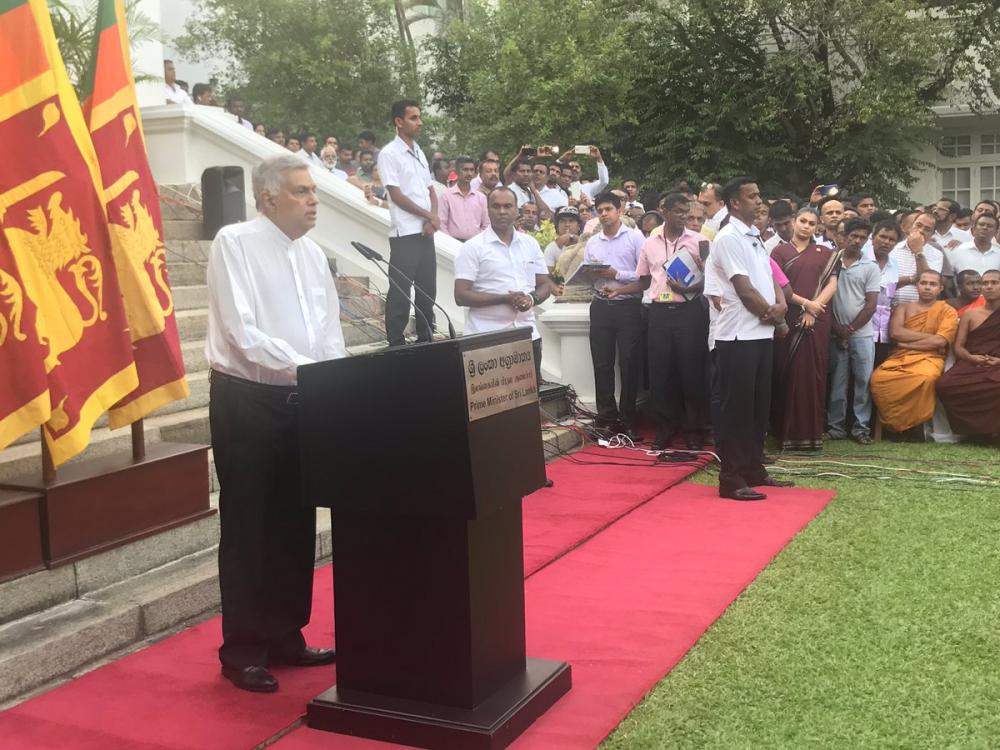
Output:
[131, 419, 145, 461]
[40, 429, 56, 484]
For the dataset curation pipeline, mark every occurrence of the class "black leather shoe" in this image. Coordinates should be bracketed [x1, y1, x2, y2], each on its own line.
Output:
[685, 435, 704, 451]
[544, 477, 554, 488]
[758, 477, 794, 488]
[720, 487, 767, 501]
[651, 433, 675, 451]
[271, 647, 336, 667]
[222, 665, 278, 692]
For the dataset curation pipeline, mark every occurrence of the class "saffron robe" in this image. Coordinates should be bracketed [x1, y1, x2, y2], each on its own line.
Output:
[870, 301, 958, 432]
[936, 308, 1000, 435]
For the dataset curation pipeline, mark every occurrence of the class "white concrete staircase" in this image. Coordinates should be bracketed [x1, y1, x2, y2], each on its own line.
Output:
[0, 186, 583, 709]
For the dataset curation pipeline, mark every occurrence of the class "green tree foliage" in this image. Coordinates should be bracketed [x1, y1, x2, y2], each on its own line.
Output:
[425, 0, 1000, 202]
[618, 0, 1000, 202]
[423, 0, 636, 158]
[176, 0, 414, 141]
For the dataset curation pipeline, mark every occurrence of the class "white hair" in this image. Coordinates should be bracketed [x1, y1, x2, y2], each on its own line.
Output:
[252, 154, 308, 201]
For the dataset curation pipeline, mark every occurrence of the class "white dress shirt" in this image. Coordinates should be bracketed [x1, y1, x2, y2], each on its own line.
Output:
[764, 234, 783, 252]
[705, 206, 728, 232]
[206, 216, 347, 386]
[889, 240, 944, 305]
[165, 84, 192, 105]
[570, 162, 610, 201]
[454, 227, 548, 340]
[709, 216, 775, 341]
[539, 185, 569, 212]
[509, 182, 533, 208]
[377, 135, 433, 237]
[934, 226, 971, 250]
[297, 150, 323, 168]
[949, 241, 1000, 275]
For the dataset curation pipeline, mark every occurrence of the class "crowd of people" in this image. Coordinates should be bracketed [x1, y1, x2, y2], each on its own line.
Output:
[199, 93, 1000, 690]
[169, 65, 1000, 484]
[352, 98, 999, 469]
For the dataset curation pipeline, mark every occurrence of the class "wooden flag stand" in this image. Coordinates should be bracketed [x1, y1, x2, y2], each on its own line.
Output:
[0, 420, 212, 580]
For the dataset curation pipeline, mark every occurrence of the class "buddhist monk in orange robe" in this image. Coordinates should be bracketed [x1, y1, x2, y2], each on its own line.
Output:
[870, 271, 959, 432]
[936, 269, 1000, 436]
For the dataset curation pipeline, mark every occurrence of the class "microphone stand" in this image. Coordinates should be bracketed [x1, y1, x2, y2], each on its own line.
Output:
[351, 241, 457, 340]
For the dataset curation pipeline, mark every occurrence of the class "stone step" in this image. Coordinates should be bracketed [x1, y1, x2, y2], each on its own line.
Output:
[171, 284, 208, 312]
[181, 339, 208, 373]
[159, 197, 201, 222]
[0, 424, 579, 707]
[0, 408, 210, 483]
[165, 239, 211, 264]
[162, 219, 203, 242]
[166, 260, 206, 287]
[0, 505, 220, 627]
[0, 506, 333, 708]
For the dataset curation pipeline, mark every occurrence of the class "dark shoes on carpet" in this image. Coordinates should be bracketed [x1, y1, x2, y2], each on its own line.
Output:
[758, 477, 795, 488]
[720, 487, 767, 501]
[852, 433, 874, 445]
[223, 647, 336, 693]
[222, 665, 278, 693]
[271, 646, 337, 667]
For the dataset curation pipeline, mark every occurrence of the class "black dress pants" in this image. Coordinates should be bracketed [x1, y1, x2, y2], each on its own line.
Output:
[210, 371, 317, 669]
[715, 338, 773, 494]
[589, 297, 643, 427]
[647, 300, 709, 439]
[386, 233, 437, 346]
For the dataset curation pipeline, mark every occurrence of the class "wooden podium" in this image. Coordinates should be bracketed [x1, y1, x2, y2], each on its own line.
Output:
[298, 328, 571, 749]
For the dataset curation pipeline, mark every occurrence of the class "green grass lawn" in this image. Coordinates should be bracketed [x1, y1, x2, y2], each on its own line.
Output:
[602, 439, 1000, 749]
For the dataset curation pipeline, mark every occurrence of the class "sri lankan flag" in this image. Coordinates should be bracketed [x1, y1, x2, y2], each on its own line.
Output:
[0, 0, 138, 465]
[82, 0, 188, 428]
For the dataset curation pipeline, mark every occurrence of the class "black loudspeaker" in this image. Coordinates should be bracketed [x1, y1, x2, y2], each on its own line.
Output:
[201, 166, 246, 240]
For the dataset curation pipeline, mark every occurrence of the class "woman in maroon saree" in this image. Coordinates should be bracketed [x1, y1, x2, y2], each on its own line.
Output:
[770, 209, 840, 450]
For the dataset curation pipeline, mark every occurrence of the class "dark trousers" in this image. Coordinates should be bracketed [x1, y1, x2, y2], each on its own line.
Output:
[210, 371, 317, 669]
[386, 233, 437, 346]
[589, 297, 643, 426]
[532, 338, 543, 385]
[647, 300, 709, 439]
[715, 338, 773, 494]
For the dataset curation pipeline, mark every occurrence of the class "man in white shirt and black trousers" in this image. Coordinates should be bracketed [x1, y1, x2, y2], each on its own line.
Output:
[709, 176, 793, 501]
[377, 100, 439, 347]
[206, 154, 346, 693]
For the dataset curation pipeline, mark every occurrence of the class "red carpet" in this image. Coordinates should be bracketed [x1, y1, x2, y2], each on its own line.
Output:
[0, 461, 833, 750]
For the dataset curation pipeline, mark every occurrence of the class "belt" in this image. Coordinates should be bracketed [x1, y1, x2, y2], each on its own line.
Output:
[650, 298, 700, 309]
[210, 369, 299, 404]
[591, 295, 640, 305]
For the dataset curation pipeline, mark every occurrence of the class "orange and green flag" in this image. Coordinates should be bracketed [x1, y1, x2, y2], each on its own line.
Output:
[81, 0, 189, 428]
[0, 0, 138, 465]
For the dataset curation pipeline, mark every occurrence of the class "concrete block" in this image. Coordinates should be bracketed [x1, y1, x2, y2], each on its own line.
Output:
[181, 339, 208, 373]
[0, 566, 77, 627]
[156, 408, 210, 444]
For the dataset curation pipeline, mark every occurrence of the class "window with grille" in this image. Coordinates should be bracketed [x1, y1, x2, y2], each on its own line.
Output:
[982, 166, 1000, 201]
[940, 167, 971, 205]
[941, 135, 972, 157]
[982, 134, 999, 156]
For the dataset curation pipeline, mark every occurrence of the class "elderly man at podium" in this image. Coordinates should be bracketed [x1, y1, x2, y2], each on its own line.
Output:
[206, 154, 346, 693]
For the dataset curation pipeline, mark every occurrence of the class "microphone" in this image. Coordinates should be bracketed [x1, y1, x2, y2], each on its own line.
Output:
[350, 241, 457, 340]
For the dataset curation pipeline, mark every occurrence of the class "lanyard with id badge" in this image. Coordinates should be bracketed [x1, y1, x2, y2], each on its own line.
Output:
[658, 236, 707, 302]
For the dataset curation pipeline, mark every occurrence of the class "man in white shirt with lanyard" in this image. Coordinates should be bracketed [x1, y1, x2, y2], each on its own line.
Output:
[206, 155, 345, 693]
[709, 176, 791, 501]
[377, 99, 439, 346]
